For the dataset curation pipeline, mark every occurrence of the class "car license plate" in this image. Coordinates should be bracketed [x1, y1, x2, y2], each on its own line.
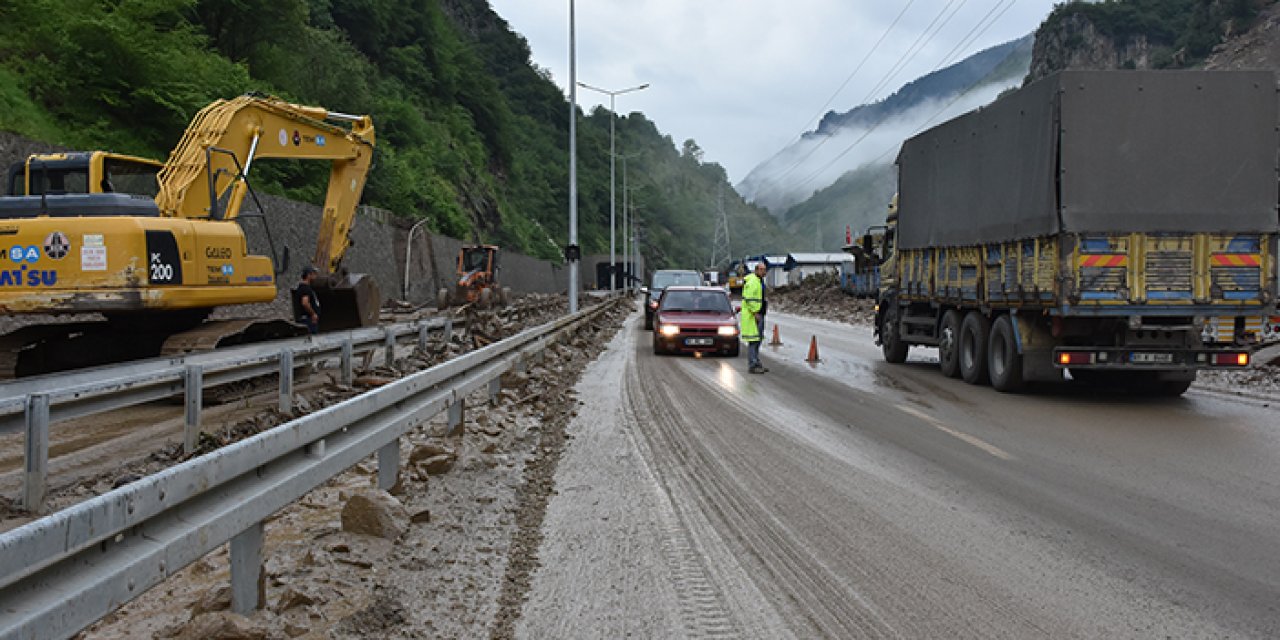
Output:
[1131, 352, 1173, 364]
[685, 338, 713, 346]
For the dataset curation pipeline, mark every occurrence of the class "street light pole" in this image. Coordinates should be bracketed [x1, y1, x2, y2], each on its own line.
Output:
[403, 217, 431, 300]
[577, 81, 648, 291]
[618, 152, 639, 292]
[622, 158, 629, 292]
[568, 0, 578, 313]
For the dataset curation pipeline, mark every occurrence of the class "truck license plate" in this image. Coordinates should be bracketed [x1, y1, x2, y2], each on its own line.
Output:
[1131, 352, 1174, 364]
[685, 338, 713, 346]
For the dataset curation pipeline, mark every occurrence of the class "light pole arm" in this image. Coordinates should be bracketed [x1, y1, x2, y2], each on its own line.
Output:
[403, 218, 431, 300]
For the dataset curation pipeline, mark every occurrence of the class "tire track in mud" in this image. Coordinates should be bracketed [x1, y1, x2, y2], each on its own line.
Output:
[624, 355, 903, 638]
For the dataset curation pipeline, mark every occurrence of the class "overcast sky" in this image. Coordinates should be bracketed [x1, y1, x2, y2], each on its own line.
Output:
[488, 0, 1062, 184]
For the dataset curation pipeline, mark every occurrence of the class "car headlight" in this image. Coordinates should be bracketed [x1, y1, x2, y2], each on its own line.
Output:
[717, 325, 738, 336]
[659, 324, 680, 337]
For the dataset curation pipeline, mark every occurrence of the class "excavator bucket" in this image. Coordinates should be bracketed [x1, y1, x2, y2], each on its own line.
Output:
[313, 273, 382, 332]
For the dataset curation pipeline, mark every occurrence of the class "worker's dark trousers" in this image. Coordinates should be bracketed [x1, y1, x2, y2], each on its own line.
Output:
[747, 339, 762, 368]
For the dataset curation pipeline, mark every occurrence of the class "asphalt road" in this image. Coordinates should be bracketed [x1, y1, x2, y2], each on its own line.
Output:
[519, 308, 1280, 638]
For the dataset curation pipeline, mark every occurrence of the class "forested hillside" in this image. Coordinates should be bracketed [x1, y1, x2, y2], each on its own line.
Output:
[1029, 0, 1274, 79]
[0, 0, 789, 268]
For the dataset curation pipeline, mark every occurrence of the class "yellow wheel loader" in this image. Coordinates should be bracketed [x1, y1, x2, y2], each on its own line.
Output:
[0, 95, 379, 377]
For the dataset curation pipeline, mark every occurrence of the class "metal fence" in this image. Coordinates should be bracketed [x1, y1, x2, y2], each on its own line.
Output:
[0, 296, 617, 640]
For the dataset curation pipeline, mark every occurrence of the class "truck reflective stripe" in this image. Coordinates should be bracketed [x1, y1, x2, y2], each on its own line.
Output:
[1210, 254, 1261, 267]
[1078, 254, 1127, 267]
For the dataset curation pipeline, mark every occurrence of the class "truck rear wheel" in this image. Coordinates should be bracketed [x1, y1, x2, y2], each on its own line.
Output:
[959, 312, 991, 385]
[437, 288, 450, 310]
[881, 304, 908, 363]
[988, 315, 1025, 392]
[938, 310, 962, 378]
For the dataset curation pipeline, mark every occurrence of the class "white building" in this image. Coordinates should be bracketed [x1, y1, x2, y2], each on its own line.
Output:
[784, 253, 855, 286]
[745, 255, 789, 288]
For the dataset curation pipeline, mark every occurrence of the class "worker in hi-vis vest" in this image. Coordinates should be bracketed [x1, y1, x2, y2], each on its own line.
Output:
[740, 261, 768, 373]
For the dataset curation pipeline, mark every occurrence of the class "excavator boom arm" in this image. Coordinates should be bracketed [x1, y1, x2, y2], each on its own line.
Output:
[154, 95, 376, 273]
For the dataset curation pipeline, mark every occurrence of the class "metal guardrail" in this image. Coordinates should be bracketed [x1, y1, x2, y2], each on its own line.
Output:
[0, 297, 617, 640]
[2, 317, 452, 513]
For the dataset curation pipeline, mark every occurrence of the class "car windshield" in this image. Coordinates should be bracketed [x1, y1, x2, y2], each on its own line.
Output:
[660, 290, 731, 313]
[652, 272, 701, 290]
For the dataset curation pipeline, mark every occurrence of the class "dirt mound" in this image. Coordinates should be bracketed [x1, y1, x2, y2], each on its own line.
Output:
[767, 272, 874, 326]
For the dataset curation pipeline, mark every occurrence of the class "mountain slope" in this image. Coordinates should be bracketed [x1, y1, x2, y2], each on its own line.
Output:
[738, 36, 1033, 216]
[0, 0, 790, 269]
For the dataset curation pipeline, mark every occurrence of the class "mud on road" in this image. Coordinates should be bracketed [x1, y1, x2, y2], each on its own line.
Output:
[74, 297, 628, 639]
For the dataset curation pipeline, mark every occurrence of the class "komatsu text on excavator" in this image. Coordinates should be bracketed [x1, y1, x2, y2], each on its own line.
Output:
[0, 95, 379, 377]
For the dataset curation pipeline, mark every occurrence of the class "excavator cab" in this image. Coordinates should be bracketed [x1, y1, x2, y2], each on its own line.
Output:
[5, 152, 162, 197]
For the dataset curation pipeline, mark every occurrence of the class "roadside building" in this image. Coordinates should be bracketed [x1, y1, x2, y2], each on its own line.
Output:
[783, 253, 855, 286]
[742, 255, 788, 289]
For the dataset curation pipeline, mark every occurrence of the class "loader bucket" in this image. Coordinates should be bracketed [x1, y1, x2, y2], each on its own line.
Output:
[314, 272, 382, 331]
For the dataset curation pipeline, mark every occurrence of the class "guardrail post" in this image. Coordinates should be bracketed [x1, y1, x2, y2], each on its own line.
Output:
[383, 328, 397, 368]
[418, 324, 430, 351]
[447, 398, 465, 437]
[230, 521, 264, 614]
[442, 318, 453, 344]
[341, 339, 354, 386]
[489, 377, 502, 405]
[184, 365, 203, 456]
[23, 393, 49, 513]
[279, 349, 294, 414]
[377, 440, 400, 491]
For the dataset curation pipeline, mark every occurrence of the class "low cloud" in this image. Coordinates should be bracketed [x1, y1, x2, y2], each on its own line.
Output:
[741, 78, 1019, 213]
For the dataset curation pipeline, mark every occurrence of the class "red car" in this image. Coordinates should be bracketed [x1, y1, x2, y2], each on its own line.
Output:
[652, 286, 740, 357]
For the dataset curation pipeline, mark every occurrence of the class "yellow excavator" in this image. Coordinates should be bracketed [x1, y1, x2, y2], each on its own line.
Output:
[0, 94, 379, 376]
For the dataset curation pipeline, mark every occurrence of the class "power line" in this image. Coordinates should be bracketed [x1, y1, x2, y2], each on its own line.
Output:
[794, 0, 919, 139]
[753, 0, 966, 194]
[745, 3, 920, 200]
[935, 0, 1017, 70]
[792, 0, 1018, 192]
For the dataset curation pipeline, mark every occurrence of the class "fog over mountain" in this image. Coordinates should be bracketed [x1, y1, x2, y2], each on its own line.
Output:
[738, 36, 1034, 217]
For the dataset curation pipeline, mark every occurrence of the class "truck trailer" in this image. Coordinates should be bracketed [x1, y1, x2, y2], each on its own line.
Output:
[874, 70, 1278, 395]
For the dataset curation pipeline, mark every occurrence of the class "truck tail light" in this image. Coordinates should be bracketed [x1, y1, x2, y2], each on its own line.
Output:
[1058, 351, 1093, 366]
[1213, 352, 1249, 367]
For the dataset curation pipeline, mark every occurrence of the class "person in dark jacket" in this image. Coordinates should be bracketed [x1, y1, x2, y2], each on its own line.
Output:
[293, 267, 321, 334]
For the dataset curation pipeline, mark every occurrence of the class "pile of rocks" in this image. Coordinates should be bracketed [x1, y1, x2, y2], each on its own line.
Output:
[80, 299, 633, 640]
[767, 272, 875, 326]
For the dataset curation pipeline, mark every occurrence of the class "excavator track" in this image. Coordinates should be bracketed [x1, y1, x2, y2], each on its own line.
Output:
[161, 319, 306, 355]
[0, 322, 115, 379]
[0, 317, 308, 378]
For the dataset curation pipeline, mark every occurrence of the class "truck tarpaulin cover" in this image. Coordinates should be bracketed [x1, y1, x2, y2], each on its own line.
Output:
[896, 70, 1279, 250]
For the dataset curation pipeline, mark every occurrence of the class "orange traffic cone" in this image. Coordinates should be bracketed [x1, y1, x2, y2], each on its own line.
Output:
[806, 335, 821, 363]
[769, 324, 782, 346]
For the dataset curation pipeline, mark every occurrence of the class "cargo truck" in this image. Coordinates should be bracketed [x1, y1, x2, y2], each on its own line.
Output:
[874, 70, 1278, 395]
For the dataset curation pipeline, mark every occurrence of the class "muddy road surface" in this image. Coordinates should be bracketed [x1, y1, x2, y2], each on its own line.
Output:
[519, 310, 1280, 638]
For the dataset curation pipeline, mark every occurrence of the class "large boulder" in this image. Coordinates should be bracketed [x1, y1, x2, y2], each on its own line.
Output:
[340, 490, 409, 540]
